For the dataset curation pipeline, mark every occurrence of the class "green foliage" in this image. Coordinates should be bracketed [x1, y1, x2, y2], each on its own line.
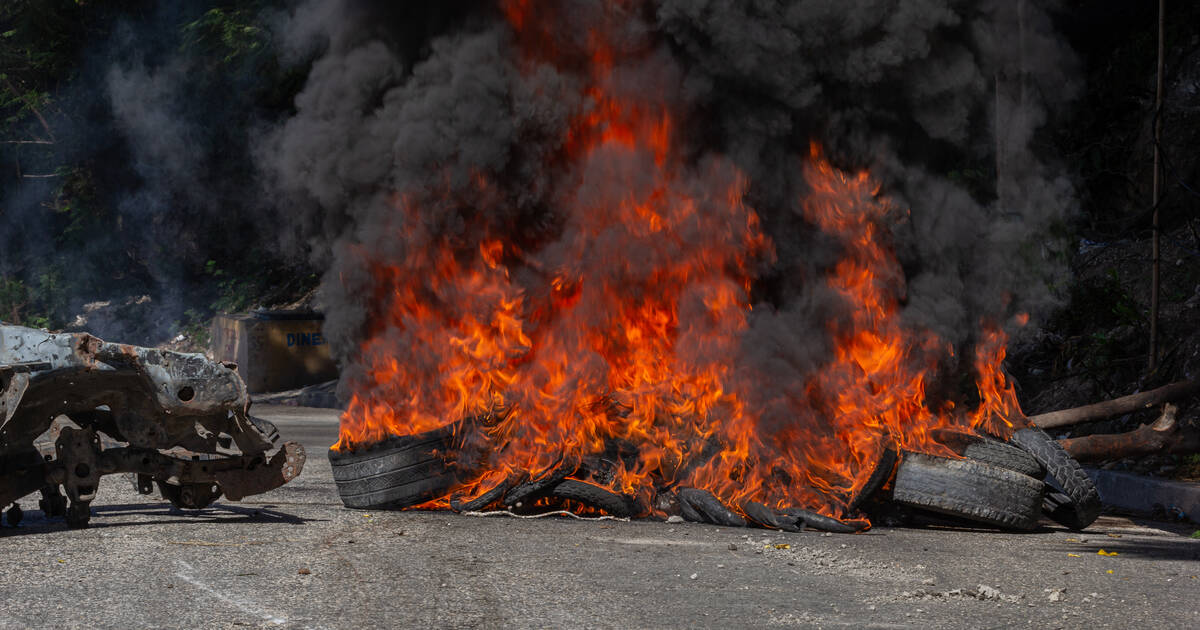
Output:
[205, 259, 254, 313]
[1057, 269, 1144, 333]
[0, 275, 51, 328]
[0, 1, 313, 341]
[176, 308, 212, 348]
[42, 166, 112, 245]
[0, 276, 30, 324]
[181, 7, 268, 66]
[1191, 530, 1200, 540]
[1043, 267, 1148, 381]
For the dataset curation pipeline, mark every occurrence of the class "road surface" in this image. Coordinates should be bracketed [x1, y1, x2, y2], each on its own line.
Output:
[1, 405, 1197, 629]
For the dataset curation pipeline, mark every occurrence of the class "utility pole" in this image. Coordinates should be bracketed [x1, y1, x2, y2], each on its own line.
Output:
[1149, 0, 1165, 371]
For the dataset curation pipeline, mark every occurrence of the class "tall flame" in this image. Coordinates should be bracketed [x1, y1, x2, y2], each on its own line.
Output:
[334, 0, 1027, 519]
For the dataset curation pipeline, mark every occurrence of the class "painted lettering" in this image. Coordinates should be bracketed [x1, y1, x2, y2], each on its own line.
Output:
[286, 332, 325, 347]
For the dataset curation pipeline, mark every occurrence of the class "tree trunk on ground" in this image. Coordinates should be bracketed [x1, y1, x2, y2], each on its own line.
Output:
[1058, 404, 1200, 462]
[1028, 379, 1200, 429]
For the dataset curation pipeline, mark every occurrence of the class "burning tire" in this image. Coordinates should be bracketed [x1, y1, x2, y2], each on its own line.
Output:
[929, 428, 1044, 480]
[546, 479, 637, 518]
[963, 437, 1045, 480]
[846, 447, 898, 511]
[1009, 427, 1101, 530]
[329, 424, 461, 509]
[892, 452, 1044, 530]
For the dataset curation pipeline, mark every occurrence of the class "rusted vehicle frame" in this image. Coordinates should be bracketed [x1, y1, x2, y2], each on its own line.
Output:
[0, 325, 305, 528]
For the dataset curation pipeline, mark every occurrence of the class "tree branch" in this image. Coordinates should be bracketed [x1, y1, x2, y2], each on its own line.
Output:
[1028, 379, 1200, 428]
[1058, 404, 1200, 461]
[1, 75, 55, 142]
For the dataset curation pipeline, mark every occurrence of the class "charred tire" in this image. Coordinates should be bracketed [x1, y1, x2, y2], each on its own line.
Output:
[450, 477, 513, 513]
[846, 447, 898, 511]
[548, 479, 636, 518]
[742, 501, 789, 531]
[930, 428, 1044, 480]
[893, 452, 1044, 530]
[328, 425, 460, 509]
[1009, 427, 1101, 530]
[781, 507, 870, 533]
[677, 488, 747, 527]
[963, 438, 1045, 480]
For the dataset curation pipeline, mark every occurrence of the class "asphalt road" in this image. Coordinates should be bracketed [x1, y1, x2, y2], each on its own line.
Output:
[1, 404, 1198, 629]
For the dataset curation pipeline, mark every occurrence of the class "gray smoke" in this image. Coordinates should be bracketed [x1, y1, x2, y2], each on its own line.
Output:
[262, 2, 576, 381]
[0, 2, 293, 344]
[261, 0, 1080, 409]
[655, 0, 1078, 349]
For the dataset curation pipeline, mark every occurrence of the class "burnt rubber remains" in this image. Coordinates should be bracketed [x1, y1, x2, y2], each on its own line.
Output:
[328, 416, 1100, 534]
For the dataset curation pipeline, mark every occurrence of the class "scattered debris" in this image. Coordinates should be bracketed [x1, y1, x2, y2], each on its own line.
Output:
[899, 584, 1022, 604]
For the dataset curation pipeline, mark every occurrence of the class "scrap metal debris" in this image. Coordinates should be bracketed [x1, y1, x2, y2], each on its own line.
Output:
[1, 325, 306, 528]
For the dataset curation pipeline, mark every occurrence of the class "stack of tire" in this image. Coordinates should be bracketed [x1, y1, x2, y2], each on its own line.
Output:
[329, 422, 1102, 532]
[889, 427, 1101, 531]
[330, 423, 466, 509]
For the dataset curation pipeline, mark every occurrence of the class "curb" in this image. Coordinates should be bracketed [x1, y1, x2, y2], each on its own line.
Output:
[251, 380, 343, 409]
[1085, 468, 1200, 522]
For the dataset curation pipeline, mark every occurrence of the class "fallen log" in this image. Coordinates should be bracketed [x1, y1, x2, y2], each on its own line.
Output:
[1028, 379, 1200, 429]
[1058, 404, 1200, 462]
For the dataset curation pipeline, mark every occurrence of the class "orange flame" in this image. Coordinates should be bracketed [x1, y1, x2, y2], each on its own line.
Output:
[334, 0, 1027, 519]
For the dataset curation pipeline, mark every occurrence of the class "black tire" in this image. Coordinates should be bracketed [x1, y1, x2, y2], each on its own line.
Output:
[893, 452, 1044, 530]
[1009, 427, 1101, 530]
[742, 501, 787, 530]
[328, 424, 461, 509]
[548, 479, 636, 518]
[504, 455, 576, 508]
[450, 476, 515, 513]
[964, 438, 1045, 480]
[930, 428, 1044, 480]
[781, 507, 870, 533]
[677, 488, 747, 527]
[846, 447, 898, 511]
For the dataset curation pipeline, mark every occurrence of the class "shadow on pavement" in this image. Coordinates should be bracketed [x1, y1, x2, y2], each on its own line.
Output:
[0, 501, 320, 537]
[1045, 538, 1200, 562]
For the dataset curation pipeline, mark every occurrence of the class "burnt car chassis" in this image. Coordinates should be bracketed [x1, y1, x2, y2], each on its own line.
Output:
[0, 325, 305, 529]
